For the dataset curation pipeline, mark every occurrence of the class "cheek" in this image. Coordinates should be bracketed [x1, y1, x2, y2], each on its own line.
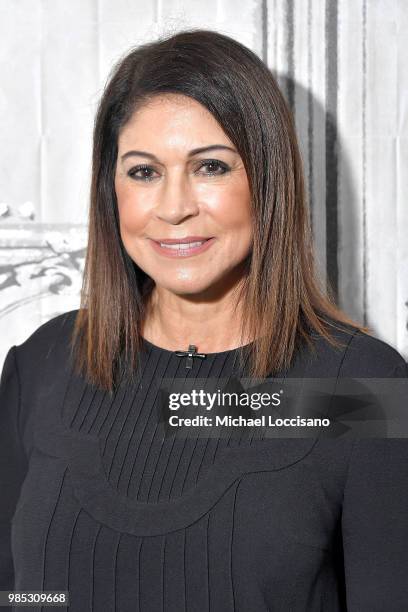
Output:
[210, 183, 252, 235]
[115, 181, 148, 234]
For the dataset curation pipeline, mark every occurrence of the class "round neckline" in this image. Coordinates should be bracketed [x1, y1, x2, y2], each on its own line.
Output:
[141, 335, 255, 356]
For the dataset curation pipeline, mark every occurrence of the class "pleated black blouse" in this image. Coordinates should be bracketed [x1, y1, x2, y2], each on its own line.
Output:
[1, 309, 408, 611]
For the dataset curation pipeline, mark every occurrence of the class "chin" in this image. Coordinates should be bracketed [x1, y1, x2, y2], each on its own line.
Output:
[159, 277, 215, 297]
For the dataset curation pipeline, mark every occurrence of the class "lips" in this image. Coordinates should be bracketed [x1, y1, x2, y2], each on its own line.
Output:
[152, 236, 211, 244]
[158, 241, 206, 250]
[149, 236, 216, 258]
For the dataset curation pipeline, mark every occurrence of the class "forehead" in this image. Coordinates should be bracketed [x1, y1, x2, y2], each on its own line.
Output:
[118, 93, 227, 146]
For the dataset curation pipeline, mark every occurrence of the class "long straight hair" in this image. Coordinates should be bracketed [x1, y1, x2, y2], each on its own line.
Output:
[71, 28, 370, 393]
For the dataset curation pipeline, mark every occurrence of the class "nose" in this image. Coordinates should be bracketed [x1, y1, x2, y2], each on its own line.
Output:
[154, 168, 199, 224]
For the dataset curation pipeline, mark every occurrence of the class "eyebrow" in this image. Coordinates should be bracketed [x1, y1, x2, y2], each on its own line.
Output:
[120, 144, 237, 162]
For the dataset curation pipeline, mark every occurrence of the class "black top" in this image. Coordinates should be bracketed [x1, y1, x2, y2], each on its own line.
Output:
[1, 309, 408, 611]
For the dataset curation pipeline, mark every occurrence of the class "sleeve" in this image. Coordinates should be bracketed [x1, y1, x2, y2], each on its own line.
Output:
[0, 345, 28, 590]
[341, 360, 408, 610]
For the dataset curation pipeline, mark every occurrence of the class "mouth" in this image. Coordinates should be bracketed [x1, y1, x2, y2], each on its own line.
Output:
[149, 237, 215, 258]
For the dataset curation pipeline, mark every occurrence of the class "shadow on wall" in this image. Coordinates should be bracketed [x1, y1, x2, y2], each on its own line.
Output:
[279, 73, 363, 327]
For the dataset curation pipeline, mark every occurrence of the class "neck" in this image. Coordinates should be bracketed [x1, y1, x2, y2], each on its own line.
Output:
[140, 280, 251, 353]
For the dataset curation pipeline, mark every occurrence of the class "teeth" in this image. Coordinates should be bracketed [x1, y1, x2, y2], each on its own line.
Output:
[159, 241, 205, 250]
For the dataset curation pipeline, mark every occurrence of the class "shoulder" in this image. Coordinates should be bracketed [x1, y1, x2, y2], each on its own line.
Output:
[15, 308, 79, 354]
[13, 308, 79, 377]
[1, 309, 80, 457]
[339, 328, 407, 377]
[307, 317, 407, 377]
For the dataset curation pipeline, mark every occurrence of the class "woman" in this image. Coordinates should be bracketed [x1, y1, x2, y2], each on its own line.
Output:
[1, 29, 407, 611]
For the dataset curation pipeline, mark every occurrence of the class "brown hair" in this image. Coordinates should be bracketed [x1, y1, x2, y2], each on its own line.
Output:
[71, 28, 370, 393]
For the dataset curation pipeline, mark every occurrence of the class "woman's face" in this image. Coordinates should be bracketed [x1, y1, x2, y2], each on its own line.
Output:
[115, 93, 253, 298]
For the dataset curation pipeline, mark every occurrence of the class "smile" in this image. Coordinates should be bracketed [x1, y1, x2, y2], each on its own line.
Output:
[149, 238, 215, 258]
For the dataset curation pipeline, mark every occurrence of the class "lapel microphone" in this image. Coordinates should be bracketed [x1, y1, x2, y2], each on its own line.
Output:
[174, 345, 207, 369]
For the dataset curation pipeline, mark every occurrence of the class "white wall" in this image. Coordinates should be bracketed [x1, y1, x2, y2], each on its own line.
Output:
[1, 0, 407, 363]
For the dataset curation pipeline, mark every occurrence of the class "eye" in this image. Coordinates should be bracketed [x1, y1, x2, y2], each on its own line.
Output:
[196, 159, 230, 176]
[127, 164, 158, 182]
